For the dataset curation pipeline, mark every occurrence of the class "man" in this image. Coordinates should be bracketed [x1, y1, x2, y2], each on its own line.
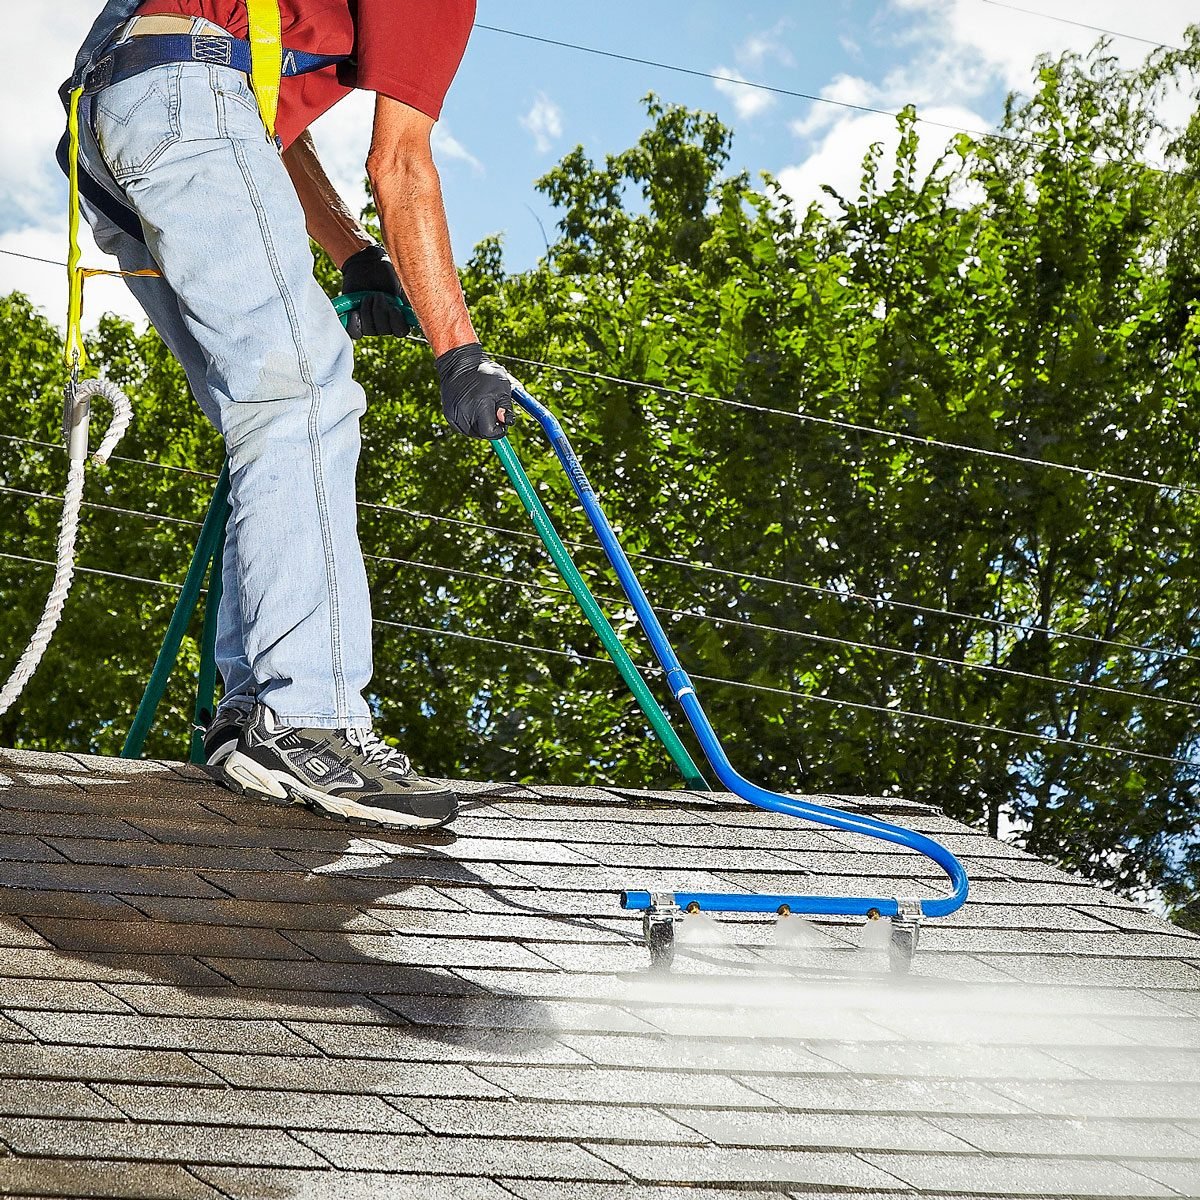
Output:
[66, 0, 512, 829]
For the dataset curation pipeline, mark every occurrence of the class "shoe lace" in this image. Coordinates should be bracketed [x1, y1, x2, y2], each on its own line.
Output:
[347, 728, 412, 777]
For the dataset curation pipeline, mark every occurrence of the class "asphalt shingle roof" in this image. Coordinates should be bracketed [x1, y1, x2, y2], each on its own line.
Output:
[0, 746, 1198, 1199]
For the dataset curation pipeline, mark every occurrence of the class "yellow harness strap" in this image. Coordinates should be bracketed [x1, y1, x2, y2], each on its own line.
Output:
[64, 88, 161, 371]
[246, 0, 284, 141]
[65, 1, 283, 369]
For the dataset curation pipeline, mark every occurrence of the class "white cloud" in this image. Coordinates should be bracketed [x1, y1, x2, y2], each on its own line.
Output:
[307, 89, 376, 220]
[778, 0, 1198, 215]
[738, 23, 796, 70]
[520, 93, 563, 154]
[431, 124, 485, 174]
[779, 103, 986, 214]
[0, 224, 146, 333]
[713, 67, 776, 121]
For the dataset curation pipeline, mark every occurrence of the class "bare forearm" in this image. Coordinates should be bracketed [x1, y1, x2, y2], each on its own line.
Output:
[282, 133, 372, 269]
[367, 159, 475, 356]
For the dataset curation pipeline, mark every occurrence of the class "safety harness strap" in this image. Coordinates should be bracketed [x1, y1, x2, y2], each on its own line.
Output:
[246, 0, 284, 140]
[80, 34, 343, 97]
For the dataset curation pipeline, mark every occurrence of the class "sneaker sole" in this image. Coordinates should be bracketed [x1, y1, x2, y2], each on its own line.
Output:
[221, 750, 456, 830]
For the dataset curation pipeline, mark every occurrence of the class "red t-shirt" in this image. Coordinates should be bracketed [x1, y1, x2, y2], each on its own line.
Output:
[134, 0, 475, 147]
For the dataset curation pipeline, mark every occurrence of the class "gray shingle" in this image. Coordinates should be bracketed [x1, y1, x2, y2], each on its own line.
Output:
[104, 984, 398, 1024]
[560, 1033, 847, 1075]
[666, 1108, 973, 1151]
[728, 1074, 1026, 1115]
[96, 1084, 423, 1132]
[193, 1169, 512, 1200]
[0, 1043, 222, 1086]
[502, 1186, 786, 1200]
[10, 1011, 320, 1057]
[1127, 1159, 1200, 1195]
[0, 1116, 326, 1167]
[0, 1078, 124, 1119]
[0, 977, 135, 1013]
[191, 1052, 509, 1098]
[584, 1143, 904, 1189]
[988, 1080, 1200, 1120]
[473, 1065, 781, 1108]
[862, 1152, 1178, 1196]
[394, 1098, 705, 1144]
[287, 1020, 587, 1066]
[929, 1114, 1200, 1158]
[3, 748, 1200, 1200]
[293, 1131, 625, 1179]
[0, 1158, 220, 1199]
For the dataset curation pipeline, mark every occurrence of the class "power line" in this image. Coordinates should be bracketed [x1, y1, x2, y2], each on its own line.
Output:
[5, 548, 1193, 770]
[375, 613, 1200, 771]
[497, 352, 1200, 500]
[0, 551, 185, 592]
[0, 483, 205, 529]
[0, 248, 68, 270]
[361, 497, 1200, 667]
[975, 0, 1184, 52]
[7, 434, 1196, 670]
[688, 668, 1199, 770]
[366, 546, 1200, 715]
[7, 244, 1197, 497]
[6, 480, 1191, 714]
[473, 23, 1011, 145]
[0, 431, 221, 481]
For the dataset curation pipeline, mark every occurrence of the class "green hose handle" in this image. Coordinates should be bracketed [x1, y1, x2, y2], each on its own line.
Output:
[333, 290, 708, 789]
[333, 290, 420, 330]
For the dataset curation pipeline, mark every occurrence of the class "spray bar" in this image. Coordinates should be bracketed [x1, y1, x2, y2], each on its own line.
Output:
[508, 381, 969, 972]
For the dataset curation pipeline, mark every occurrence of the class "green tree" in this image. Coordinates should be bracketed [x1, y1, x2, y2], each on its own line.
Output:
[1, 32, 1198, 917]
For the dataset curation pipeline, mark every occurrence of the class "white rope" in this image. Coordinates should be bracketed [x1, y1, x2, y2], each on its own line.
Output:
[0, 376, 133, 717]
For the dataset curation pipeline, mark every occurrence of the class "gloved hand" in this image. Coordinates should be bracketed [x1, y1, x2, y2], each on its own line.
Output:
[340, 244, 410, 339]
[435, 342, 515, 440]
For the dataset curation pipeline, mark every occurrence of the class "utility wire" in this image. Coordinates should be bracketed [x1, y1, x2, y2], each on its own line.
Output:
[363, 497, 1200, 667]
[473, 23, 1009, 144]
[7, 479, 1192, 714]
[473, 23, 1182, 178]
[375, 611, 1200, 771]
[0, 483, 205, 529]
[5, 547, 1193, 770]
[975, 0, 1185, 52]
[0, 431, 221, 480]
[0, 248, 69, 270]
[7, 437, 1196, 669]
[365, 546, 1200, 715]
[0, 551, 185, 592]
[498, 352, 1200, 501]
[6, 245, 1197, 496]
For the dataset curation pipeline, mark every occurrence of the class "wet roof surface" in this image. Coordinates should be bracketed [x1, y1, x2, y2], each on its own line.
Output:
[0, 747, 1198, 1199]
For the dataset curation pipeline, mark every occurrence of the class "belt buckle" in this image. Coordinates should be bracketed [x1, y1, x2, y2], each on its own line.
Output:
[191, 33, 233, 66]
[86, 54, 114, 93]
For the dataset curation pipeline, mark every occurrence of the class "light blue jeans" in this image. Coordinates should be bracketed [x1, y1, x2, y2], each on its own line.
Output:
[80, 47, 373, 730]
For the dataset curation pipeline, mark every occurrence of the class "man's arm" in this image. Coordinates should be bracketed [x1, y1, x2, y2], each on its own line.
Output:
[282, 132, 373, 269]
[364, 94, 475, 358]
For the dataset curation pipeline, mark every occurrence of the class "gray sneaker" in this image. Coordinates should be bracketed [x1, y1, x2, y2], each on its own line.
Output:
[222, 704, 458, 829]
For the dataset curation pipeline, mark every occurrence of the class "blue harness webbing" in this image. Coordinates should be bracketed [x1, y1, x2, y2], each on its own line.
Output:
[79, 33, 344, 95]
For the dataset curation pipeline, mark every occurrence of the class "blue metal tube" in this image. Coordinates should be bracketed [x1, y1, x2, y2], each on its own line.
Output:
[621, 890, 895, 916]
[511, 383, 969, 921]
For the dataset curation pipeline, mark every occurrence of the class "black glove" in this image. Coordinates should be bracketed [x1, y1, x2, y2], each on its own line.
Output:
[435, 342, 514, 440]
[340, 244, 410, 339]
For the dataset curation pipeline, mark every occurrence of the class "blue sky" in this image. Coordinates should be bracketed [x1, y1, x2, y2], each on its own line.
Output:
[0, 1, 1195, 325]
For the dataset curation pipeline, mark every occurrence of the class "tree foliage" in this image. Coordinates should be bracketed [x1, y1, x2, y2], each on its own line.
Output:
[2, 37, 1199, 914]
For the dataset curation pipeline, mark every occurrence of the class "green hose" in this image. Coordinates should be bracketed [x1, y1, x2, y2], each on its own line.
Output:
[492, 438, 707, 789]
